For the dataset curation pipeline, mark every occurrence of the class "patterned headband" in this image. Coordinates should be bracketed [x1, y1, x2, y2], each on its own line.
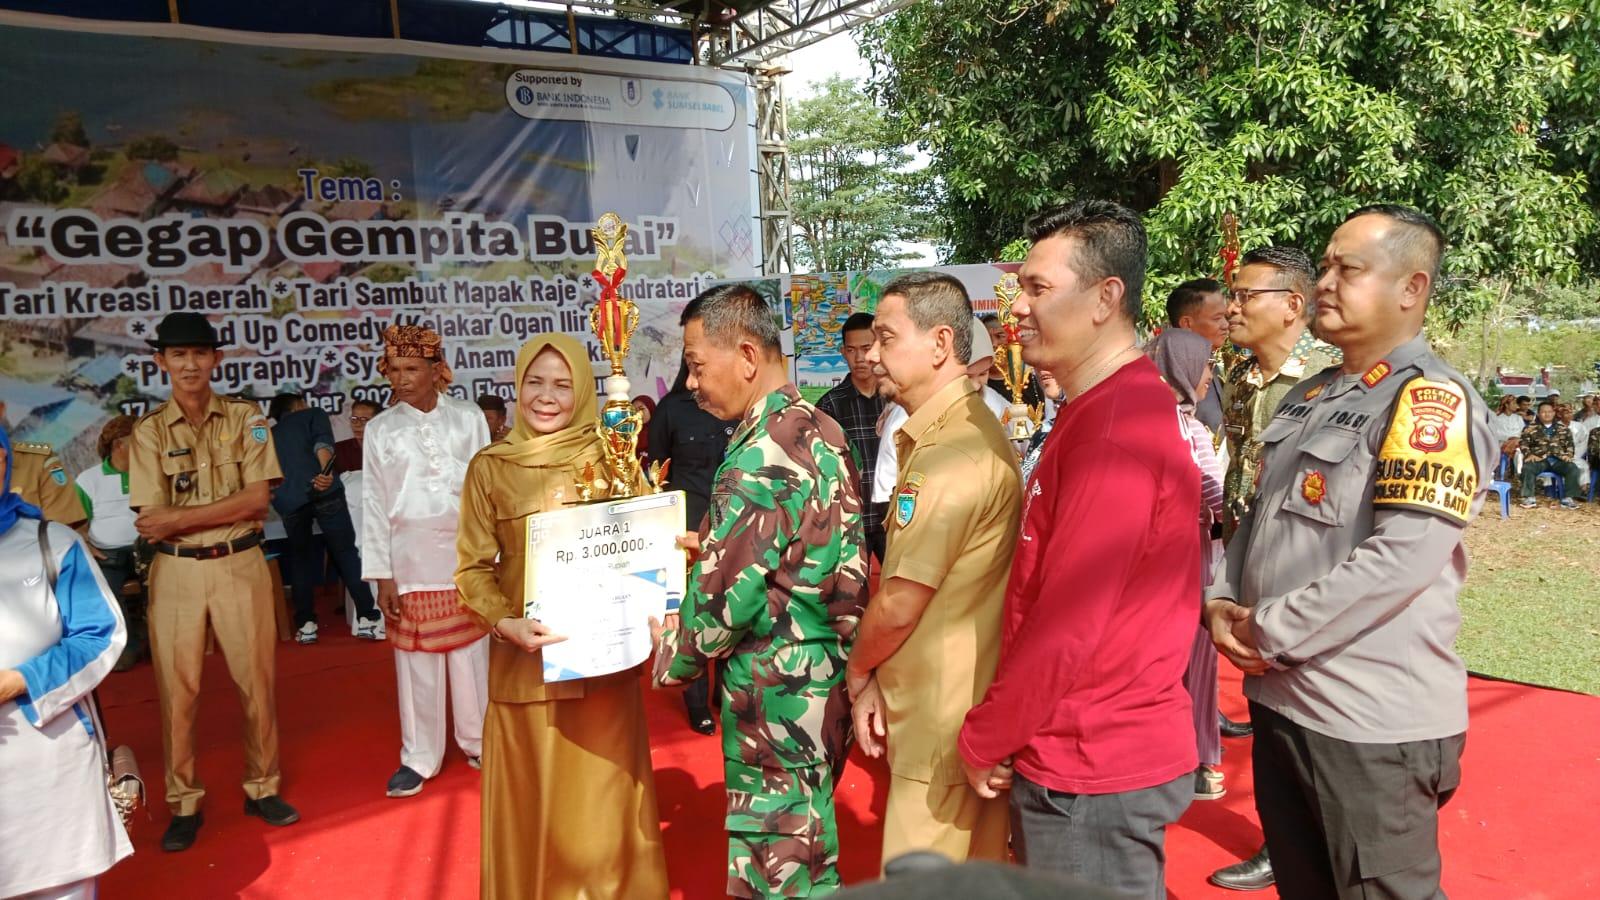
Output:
[377, 324, 453, 388]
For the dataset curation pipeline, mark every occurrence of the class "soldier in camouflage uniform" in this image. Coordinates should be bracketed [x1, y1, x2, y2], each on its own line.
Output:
[1517, 400, 1582, 507]
[654, 284, 868, 898]
[1218, 247, 1344, 543]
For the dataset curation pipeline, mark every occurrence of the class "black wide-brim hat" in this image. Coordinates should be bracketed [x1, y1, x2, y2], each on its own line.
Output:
[146, 311, 229, 349]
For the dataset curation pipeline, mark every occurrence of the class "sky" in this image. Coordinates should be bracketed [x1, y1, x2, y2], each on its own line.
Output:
[787, 31, 872, 92]
[782, 32, 939, 269]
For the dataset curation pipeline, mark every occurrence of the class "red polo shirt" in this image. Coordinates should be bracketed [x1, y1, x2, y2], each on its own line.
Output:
[959, 356, 1201, 794]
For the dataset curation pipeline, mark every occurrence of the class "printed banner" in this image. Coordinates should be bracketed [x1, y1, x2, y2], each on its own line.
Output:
[0, 13, 757, 477]
[737, 263, 1021, 396]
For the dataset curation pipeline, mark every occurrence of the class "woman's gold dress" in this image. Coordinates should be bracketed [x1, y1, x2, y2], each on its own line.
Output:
[456, 447, 670, 900]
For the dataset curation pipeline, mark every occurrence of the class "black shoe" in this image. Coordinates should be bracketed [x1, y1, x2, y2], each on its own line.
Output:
[386, 765, 425, 798]
[243, 795, 300, 826]
[1210, 847, 1274, 892]
[161, 812, 203, 851]
[688, 709, 716, 735]
[1219, 713, 1253, 738]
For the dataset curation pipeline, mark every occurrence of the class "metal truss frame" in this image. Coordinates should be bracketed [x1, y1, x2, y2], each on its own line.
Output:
[706, 0, 917, 66]
[753, 66, 793, 275]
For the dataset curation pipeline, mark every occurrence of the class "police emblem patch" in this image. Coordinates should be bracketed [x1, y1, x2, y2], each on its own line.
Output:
[1304, 383, 1325, 401]
[250, 425, 268, 443]
[50, 468, 67, 486]
[1404, 383, 1462, 452]
[1301, 470, 1327, 505]
[1373, 376, 1478, 524]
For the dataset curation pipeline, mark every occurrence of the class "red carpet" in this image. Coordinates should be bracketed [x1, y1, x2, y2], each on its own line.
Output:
[96, 630, 1600, 899]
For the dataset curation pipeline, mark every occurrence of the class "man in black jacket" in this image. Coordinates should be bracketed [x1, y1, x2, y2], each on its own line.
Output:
[269, 393, 381, 644]
[647, 361, 738, 734]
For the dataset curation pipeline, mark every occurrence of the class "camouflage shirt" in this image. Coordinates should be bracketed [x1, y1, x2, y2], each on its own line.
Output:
[1220, 330, 1342, 540]
[664, 384, 868, 770]
[1520, 420, 1575, 461]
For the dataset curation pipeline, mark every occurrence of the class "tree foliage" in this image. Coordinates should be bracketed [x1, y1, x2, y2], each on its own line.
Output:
[15, 157, 66, 204]
[125, 135, 179, 162]
[788, 75, 935, 273]
[863, 0, 1599, 325]
[50, 111, 88, 147]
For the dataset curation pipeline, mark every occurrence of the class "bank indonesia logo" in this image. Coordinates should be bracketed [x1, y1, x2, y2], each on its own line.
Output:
[621, 78, 642, 107]
[515, 85, 534, 106]
[653, 88, 665, 110]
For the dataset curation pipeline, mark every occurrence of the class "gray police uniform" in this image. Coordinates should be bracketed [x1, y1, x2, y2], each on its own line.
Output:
[1207, 332, 1495, 900]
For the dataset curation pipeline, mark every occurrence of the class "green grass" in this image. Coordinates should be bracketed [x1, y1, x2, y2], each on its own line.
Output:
[1458, 502, 1600, 695]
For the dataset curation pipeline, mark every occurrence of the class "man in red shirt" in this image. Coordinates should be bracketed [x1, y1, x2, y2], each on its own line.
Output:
[958, 200, 1201, 899]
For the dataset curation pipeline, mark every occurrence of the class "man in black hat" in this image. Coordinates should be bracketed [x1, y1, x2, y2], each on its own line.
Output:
[128, 311, 300, 852]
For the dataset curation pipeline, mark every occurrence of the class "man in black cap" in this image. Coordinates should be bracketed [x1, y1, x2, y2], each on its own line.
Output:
[128, 311, 300, 852]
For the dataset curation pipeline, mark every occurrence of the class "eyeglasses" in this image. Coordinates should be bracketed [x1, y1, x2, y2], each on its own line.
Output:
[350, 415, 371, 423]
[1227, 288, 1295, 306]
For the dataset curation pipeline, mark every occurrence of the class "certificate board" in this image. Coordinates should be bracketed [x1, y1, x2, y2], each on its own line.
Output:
[523, 490, 687, 682]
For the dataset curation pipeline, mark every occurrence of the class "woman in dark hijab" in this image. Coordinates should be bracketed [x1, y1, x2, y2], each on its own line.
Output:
[1147, 328, 1228, 801]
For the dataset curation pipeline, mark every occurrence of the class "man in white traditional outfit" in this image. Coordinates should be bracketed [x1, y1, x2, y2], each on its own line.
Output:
[362, 324, 491, 799]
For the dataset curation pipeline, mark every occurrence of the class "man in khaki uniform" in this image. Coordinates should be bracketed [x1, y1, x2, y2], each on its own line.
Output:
[0, 401, 87, 527]
[129, 312, 300, 853]
[846, 272, 1021, 866]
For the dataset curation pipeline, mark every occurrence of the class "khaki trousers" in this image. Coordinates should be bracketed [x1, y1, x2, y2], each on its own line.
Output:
[147, 546, 280, 815]
[881, 772, 1010, 870]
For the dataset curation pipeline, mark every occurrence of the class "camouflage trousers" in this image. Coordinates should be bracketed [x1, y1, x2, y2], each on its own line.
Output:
[725, 760, 841, 898]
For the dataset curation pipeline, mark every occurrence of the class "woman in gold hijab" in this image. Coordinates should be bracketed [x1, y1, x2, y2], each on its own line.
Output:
[455, 334, 669, 899]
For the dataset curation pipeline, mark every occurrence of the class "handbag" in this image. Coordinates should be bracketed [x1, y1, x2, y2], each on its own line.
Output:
[38, 519, 145, 829]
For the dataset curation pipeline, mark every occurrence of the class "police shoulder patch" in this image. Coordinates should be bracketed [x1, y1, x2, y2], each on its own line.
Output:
[1362, 360, 1393, 389]
[1372, 376, 1478, 525]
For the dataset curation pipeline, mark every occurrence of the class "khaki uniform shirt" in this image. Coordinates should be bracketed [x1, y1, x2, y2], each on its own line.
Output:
[1208, 333, 1495, 742]
[455, 441, 631, 704]
[129, 394, 282, 545]
[1220, 329, 1342, 540]
[8, 442, 86, 527]
[879, 378, 1021, 784]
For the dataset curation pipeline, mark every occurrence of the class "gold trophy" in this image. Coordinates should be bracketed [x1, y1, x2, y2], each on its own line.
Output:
[994, 272, 1041, 441]
[1214, 211, 1245, 452]
[578, 212, 667, 501]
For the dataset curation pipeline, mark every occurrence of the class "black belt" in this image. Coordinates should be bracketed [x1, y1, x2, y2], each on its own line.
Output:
[154, 531, 263, 560]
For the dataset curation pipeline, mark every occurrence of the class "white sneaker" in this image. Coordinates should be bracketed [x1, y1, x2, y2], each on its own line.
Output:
[353, 618, 383, 641]
[295, 622, 319, 645]
[1560, 498, 1580, 510]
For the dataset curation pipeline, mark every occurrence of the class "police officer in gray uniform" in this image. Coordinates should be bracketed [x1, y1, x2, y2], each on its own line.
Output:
[1204, 204, 1494, 900]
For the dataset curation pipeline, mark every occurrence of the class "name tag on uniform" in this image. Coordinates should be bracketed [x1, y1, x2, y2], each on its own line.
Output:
[167, 448, 192, 457]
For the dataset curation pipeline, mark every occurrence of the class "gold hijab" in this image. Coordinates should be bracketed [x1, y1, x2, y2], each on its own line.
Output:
[479, 333, 602, 468]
